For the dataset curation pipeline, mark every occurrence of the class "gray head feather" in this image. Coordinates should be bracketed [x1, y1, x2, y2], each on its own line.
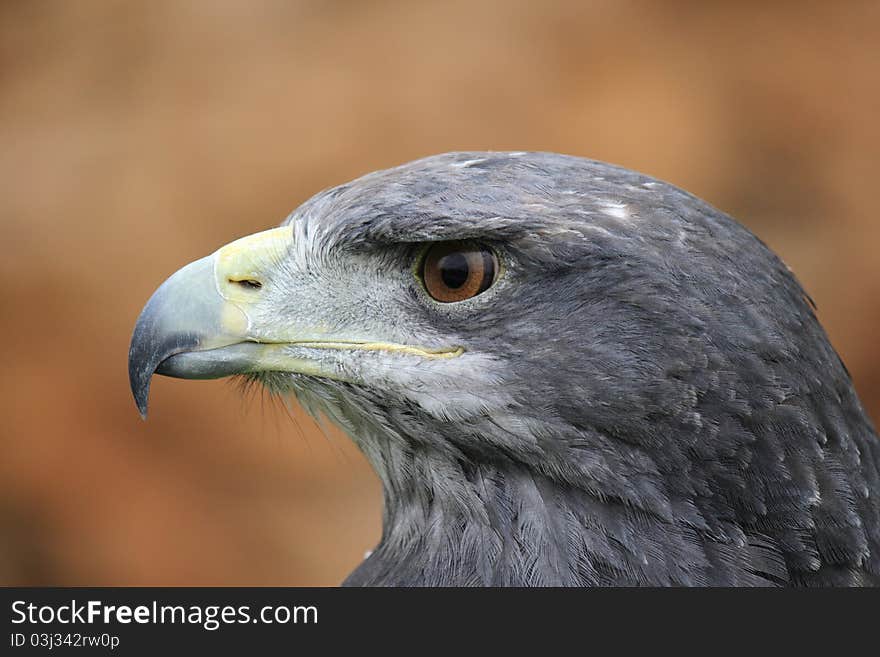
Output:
[249, 152, 880, 586]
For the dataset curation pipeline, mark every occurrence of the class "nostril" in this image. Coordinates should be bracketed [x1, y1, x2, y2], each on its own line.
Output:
[229, 278, 262, 290]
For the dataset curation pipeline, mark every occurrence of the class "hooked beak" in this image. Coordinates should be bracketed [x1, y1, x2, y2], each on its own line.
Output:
[128, 226, 293, 418]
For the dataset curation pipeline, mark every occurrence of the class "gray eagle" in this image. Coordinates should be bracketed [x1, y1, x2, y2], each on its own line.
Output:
[129, 151, 880, 586]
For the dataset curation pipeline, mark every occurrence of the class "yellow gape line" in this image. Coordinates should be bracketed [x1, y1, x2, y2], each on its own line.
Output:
[297, 342, 465, 359]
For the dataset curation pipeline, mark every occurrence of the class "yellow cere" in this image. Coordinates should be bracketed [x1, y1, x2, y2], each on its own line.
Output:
[214, 226, 293, 304]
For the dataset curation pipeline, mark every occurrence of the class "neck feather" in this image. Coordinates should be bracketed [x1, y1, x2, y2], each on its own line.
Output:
[345, 443, 700, 586]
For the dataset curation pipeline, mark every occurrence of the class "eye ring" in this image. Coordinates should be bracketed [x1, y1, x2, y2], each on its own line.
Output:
[419, 241, 498, 303]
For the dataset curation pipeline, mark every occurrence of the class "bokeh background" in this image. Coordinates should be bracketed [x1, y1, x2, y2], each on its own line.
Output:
[1, 0, 878, 585]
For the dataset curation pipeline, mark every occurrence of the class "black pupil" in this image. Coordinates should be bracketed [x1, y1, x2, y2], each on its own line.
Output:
[438, 252, 469, 289]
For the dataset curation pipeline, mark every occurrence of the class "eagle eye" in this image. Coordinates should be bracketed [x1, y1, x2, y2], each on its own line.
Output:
[420, 241, 498, 303]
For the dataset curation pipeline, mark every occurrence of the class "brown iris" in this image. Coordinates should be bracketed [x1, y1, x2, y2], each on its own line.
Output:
[421, 241, 498, 303]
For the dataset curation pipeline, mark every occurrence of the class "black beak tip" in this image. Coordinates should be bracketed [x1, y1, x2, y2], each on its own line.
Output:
[129, 355, 153, 420]
[129, 311, 202, 420]
[128, 266, 207, 420]
[135, 393, 150, 420]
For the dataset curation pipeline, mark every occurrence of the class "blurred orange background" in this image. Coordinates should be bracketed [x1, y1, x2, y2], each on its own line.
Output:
[1, 0, 878, 585]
